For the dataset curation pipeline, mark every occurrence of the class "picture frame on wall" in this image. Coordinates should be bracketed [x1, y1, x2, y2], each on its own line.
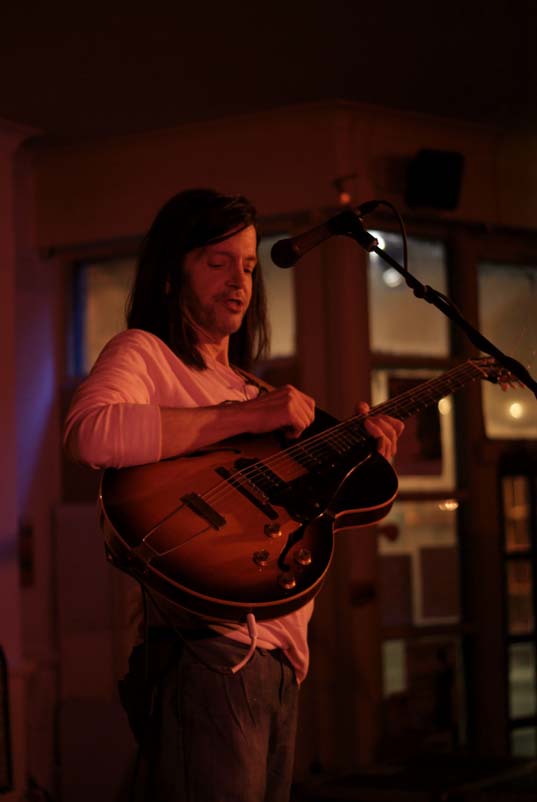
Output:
[371, 369, 456, 492]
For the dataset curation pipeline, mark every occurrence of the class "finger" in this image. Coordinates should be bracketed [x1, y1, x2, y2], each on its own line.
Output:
[294, 399, 316, 436]
[388, 416, 405, 437]
[293, 390, 316, 429]
[364, 419, 391, 457]
[356, 401, 370, 416]
[283, 410, 312, 439]
[281, 386, 316, 437]
[365, 416, 404, 459]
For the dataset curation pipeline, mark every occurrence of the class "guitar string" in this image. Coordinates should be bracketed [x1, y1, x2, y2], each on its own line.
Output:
[144, 359, 487, 550]
[140, 359, 493, 553]
[198, 358, 488, 501]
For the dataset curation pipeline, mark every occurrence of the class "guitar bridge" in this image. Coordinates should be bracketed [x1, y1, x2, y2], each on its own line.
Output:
[180, 493, 226, 530]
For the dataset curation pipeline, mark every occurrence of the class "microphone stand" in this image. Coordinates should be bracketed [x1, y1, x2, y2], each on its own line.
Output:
[346, 214, 537, 400]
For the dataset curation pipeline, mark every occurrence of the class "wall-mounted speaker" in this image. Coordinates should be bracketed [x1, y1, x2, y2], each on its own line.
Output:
[405, 149, 465, 211]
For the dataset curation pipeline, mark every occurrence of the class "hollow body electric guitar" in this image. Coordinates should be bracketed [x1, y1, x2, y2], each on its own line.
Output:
[100, 357, 508, 622]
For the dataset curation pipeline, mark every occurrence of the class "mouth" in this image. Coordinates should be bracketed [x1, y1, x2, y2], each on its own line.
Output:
[222, 297, 245, 313]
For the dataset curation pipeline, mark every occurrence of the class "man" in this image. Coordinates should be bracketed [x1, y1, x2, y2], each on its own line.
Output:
[64, 188, 403, 801]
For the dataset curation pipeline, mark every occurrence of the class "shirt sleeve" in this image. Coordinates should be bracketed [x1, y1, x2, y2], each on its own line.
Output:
[63, 331, 163, 469]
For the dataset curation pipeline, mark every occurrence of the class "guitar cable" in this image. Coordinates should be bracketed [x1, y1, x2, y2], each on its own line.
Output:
[230, 613, 258, 673]
[141, 583, 259, 675]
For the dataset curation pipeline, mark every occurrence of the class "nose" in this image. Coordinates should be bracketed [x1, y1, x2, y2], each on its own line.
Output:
[226, 260, 248, 288]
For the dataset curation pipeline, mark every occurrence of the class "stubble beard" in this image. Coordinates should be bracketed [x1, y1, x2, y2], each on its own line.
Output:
[184, 289, 246, 343]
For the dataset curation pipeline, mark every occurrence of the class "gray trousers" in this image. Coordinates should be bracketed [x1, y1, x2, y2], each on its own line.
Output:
[122, 632, 299, 802]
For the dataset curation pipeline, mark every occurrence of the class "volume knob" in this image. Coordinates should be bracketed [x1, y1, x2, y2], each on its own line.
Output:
[264, 522, 282, 538]
[294, 548, 312, 567]
[278, 572, 297, 591]
[253, 550, 270, 567]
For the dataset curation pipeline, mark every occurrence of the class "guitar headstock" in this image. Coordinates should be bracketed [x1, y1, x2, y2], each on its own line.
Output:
[471, 357, 524, 390]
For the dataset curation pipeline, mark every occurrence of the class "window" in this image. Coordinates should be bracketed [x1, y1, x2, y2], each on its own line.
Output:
[379, 501, 460, 628]
[381, 636, 462, 756]
[478, 263, 537, 439]
[368, 232, 449, 357]
[258, 236, 295, 358]
[73, 257, 134, 374]
[502, 474, 537, 757]
[371, 369, 456, 491]
[71, 234, 295, 374]
[368, 231, 465, 756]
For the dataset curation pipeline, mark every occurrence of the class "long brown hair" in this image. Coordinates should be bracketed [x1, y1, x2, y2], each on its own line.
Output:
[126, 188, 270, 370]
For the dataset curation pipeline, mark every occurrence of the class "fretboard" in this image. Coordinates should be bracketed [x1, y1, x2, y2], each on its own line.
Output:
[280, 358, 497, 472]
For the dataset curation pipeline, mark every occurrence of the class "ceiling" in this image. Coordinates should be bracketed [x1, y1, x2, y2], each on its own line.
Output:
[1, 2, 535, 143]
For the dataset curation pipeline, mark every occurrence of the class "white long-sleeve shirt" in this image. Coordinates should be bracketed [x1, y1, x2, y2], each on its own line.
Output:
[64, 328, 313, 682]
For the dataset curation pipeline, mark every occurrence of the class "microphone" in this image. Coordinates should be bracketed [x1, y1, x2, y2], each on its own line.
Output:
[270, 201, 379, 268]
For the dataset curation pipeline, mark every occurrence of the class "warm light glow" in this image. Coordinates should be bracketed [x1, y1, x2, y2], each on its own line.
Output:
[438, 499, 459, 511]
[438, 397, 451, 416]
[508, 402, 525, 420]
[382, 267, 403, 288]
[370, 230, 386, 251]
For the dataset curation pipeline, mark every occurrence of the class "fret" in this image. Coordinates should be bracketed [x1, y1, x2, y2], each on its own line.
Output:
[247, 358, 503, 487]
[280, 359, 498, 471]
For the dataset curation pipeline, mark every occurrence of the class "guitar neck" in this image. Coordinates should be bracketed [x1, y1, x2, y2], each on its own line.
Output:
[257, 358, 501, 480]
[369, 358, 488, 422]
[289, 359, 496, 468]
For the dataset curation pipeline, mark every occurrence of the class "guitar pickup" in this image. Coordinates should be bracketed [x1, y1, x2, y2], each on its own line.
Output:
[181, 493, 226, 530]
[215, 466, 279, 520]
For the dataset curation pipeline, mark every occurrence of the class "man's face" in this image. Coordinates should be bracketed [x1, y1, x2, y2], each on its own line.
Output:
[182, 224, 257, 343]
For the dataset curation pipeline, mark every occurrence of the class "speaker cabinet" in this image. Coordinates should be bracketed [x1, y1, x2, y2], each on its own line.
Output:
[405, 149, 465, 210]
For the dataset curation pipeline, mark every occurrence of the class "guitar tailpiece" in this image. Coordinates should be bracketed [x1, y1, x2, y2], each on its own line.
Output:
[230, 613, 258, 674]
